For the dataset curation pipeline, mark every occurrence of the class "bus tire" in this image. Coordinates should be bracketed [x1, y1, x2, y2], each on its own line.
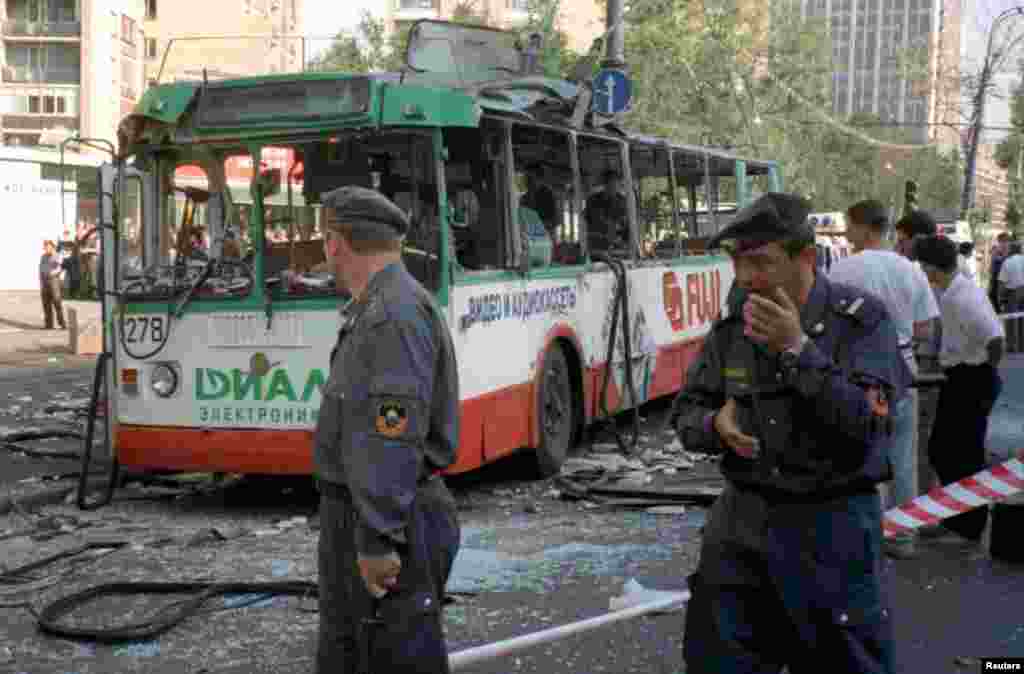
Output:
[535, 345, 574, 478]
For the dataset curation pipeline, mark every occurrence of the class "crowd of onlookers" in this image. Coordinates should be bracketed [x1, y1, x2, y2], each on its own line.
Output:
[824, 203, 1012, 558]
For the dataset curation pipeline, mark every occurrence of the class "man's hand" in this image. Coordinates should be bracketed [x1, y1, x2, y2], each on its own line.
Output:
[357, 551, 401, 599]
[743, 287, 803, 354]
[713, 398, 760, 459]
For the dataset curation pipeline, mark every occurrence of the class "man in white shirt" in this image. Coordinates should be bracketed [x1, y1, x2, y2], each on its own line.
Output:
[998, 242, 1024, 352]
[958, 241, 978, 282]
[831, 200, 939, 559]
[914, 235, 1004, 543]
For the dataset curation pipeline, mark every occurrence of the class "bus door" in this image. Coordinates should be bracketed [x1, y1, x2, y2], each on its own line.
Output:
[99, 162, 156, 445]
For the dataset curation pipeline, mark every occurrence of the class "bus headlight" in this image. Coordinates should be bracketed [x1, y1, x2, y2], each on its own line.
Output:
[151, 363, 179, 398]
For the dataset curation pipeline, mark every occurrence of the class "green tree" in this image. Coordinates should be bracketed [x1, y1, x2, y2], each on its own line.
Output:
[307, 33, 370, 73]
[1007, 199, 1023, 237]
[995, 68, 1024, 196]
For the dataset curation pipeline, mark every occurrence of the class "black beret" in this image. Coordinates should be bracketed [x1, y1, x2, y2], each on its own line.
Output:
[708, 193, 813, 251]
[322, 185, 409, 238]
[912, 235, 958, 272]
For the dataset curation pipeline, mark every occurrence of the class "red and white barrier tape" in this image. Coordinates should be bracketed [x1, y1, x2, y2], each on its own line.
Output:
[882, 455, 1024, 538]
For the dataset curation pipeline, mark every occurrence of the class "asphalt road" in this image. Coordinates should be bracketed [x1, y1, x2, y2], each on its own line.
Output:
[1, 359, 1024, 673]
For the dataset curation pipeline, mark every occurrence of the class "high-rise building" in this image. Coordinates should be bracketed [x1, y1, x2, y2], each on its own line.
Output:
[384, 0, 603, 55]
[802, 0, 961, 147]
[0, 0, 146, 151]
[143, 0, 303, 86]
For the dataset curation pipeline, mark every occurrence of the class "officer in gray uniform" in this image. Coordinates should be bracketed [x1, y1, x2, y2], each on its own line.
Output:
[313, 186, 461, 674]
[673, 193, 910, 674]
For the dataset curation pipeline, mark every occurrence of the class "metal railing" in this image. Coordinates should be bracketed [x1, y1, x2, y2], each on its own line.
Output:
[397, 0, 438, 9]
[2, 65, 80, 84]
[2, 20, 81, 36]
[1, 114, 78, 131]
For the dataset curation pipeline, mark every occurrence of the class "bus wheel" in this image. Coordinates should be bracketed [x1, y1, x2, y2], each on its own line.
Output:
[535, 345, 574, 478]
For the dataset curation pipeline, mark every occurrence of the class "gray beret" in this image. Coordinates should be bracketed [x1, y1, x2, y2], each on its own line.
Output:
[322, 185, 409, 238]
[708, 193, 813, 251]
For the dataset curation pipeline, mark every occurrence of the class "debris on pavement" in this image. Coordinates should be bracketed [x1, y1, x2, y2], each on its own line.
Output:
[553, 439, 722, 507]
[608, 578, 686, 613]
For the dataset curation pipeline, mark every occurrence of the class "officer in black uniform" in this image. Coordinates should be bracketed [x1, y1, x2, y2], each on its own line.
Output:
[673, 193, 911, 674]
[314, 186, 461, 674]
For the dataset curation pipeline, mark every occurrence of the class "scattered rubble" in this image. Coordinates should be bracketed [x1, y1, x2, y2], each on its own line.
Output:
[553, 438, 722, 507]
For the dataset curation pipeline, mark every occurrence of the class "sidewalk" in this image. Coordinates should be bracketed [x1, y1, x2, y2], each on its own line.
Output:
[0, 291, 99, 372]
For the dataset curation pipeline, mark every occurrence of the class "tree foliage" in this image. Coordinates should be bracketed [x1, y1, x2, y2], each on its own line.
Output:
[307, 0, 963, 216]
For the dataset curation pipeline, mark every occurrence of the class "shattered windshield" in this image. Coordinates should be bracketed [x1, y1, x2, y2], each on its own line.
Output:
[405, 20, 523, 87]
[119, 150, 255, 301]
[121, 132, 446, 302]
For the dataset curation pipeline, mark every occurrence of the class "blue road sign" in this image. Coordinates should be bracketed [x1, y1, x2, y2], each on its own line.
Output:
[592, 69, 632, 115]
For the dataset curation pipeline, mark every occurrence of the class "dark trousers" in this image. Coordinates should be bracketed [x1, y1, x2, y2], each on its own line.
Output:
[683, 485, 893, 674]
[40, 278, 65, 328]
[317, 477, 460, 674]
[1005, 289, 1024, 353]
[928, 363, 1002, 540]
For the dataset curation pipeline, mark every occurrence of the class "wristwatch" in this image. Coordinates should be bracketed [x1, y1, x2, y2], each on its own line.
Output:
[778, 333, 809, 371]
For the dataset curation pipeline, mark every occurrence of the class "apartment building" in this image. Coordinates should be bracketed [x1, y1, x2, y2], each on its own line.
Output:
[385, 0, 603, 54]
[801, 0, 961, 147]
[0, 0, 146, 151]
[142, 0, 303, 85]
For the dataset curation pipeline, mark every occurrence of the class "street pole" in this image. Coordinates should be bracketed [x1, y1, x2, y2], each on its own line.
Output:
[961, 7, 1024, 219]
[602, 0, 625, 69]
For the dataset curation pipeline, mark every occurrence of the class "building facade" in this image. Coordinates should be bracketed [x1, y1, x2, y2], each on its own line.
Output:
[0, 0, 146, 151]
[801, 0, 960, 148]
[143, 0, 303, 85]
[385, 0, 603, 55]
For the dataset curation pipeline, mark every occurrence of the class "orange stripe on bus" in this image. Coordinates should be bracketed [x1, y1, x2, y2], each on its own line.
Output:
[116, 337, 708, 476]
[117, 427, 315, 475]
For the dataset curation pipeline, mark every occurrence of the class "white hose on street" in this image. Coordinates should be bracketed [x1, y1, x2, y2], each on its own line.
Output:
[448, 590, 690, 671]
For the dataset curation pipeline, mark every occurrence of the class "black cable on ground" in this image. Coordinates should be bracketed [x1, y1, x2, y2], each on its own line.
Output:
[2, 429, 83, 442]
[37, 580, 318, 643]
[0, 541, 129, 583]
[2, 441, 83, 461]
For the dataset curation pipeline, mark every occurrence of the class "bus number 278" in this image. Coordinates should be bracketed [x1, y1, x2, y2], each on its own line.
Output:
[122, 316, 165, 344]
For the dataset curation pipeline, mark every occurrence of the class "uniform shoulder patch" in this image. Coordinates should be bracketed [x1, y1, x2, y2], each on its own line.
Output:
[375, 399, 409, 438]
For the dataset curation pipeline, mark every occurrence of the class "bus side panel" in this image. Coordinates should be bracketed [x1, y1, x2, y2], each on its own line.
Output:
[448, 277, 537, 469]
[580, 260, 734, 419]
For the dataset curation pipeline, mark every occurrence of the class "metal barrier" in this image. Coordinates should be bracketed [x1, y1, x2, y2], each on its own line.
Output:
[1000, 311, 1024, 354]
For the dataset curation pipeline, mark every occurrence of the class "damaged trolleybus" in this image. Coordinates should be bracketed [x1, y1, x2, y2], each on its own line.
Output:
[88, 21, 781, 491]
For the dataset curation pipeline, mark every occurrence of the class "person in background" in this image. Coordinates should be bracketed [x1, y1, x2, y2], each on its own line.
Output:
[958, 241, 978, 283]
[39, 240, 66, 330]
[674, 193, 909, 674]
[59, 230, 81, 298]
[998, 241, 1024, 352]
[895, 210, 942, 366]
[519, 175, 556, 267]
[830, 199, 939, 559]
[894, 210, 937, 260]
[989, 232, 1011, 311]
[914, 235, 1004, 544]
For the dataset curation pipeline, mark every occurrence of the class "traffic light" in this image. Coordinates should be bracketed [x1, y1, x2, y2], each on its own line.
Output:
[904, 180, 918, 216]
